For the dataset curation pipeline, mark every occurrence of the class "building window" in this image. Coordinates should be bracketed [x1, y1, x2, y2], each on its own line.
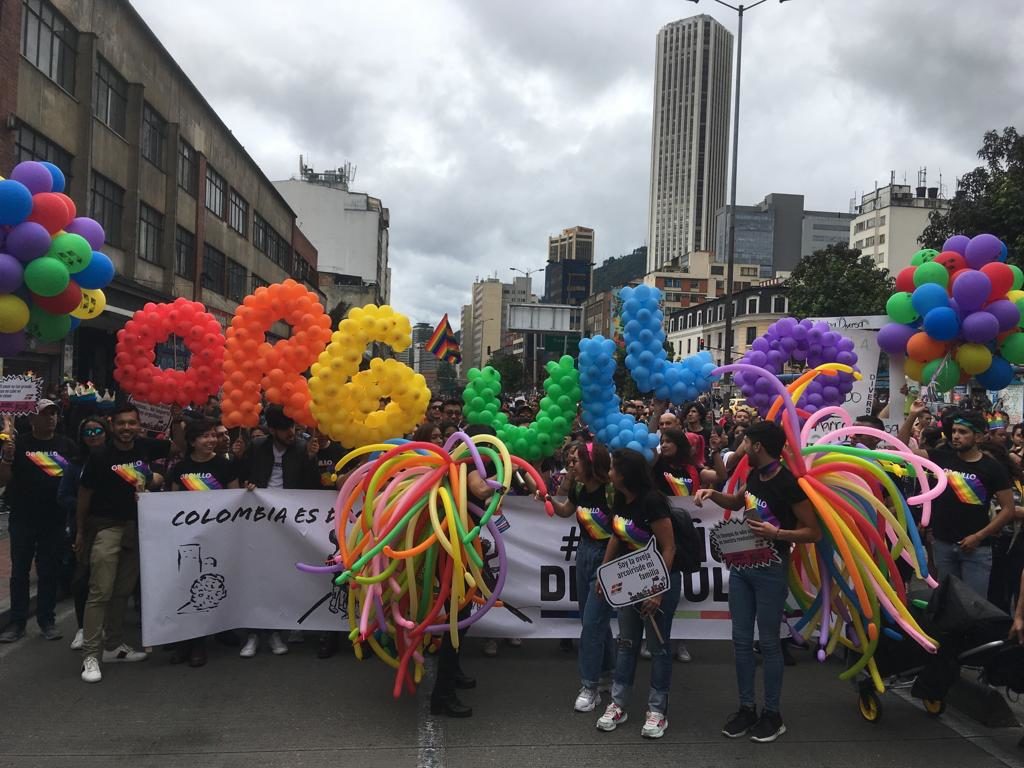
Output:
[137, 203, 163, 264]
[747, 297, 758, 314]
[14, 120, 72, 176]
[251, 274, 270, 292]
[93, 57, 128, 136]
[879, 215, 886, 226]
[228, 190, 248, 237]
[864, 236, 875, 247]
[696, 310, 702, 325]
[141, 102, 167, 170]
[686, 338, 692, 354]
[854, 239, 863, 249]
[227, 258, 247, 303]
[178, 140, 198, 196]
[878, 233, 886, 244]
[202, 243, 225, 295]
[21, 0, 78, 92]
[773, 295, 786, 313]
[253, 213, 269, 252]
[711, 265, 723, 275]
[746, 326, 757, 345]
[717, 305, 724, 321]
[89, 172, 124, 247]
[175, 226, 195, 278]
[205, 165, 226, 218]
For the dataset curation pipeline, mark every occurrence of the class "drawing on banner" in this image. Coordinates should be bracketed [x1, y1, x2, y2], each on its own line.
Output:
[597, 538, 669, 608]
[708, 518, 780, 570]
[297, 528, 349, 624]
[177, 543, 227, 613]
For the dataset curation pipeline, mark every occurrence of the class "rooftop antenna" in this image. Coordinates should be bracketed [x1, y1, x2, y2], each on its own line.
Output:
[917, 166, 927, 187]
[890, 170, 896, 185]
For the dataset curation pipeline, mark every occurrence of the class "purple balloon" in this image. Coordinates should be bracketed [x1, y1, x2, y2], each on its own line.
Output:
[0, 253, 23, 294]
[0, 330, 26, 357]
[965, 233, 1003, 270]
[942, 234, 971, 256]
[9, 161, 53, 195]
[952, 270, 992, 312]
[5, 222, 52, 263]
[987, 299, 1021, 332]
[64, 217, 105, 251]
[877, 323, 916, 355]
[962, 310, 1000, 343]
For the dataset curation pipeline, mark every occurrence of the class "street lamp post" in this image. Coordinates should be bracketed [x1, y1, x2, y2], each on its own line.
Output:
[687, 0, 790, 365]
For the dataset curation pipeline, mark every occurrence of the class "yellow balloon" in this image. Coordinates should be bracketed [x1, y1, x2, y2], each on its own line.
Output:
[0, 294, 30, 333]
[71, 288, 106, 319]
[955, 342, 992, 375]
[1008, 290, 1024, 303]
[904, 358, 924, 382]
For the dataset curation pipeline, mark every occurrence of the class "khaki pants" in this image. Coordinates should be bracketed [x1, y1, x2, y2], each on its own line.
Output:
[82, 522, 139, 659]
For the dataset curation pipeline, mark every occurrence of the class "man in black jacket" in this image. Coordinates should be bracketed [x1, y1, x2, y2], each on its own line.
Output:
[240, 406, 320, 492]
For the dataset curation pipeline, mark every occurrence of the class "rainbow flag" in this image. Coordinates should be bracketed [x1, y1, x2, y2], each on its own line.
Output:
[427, 314, 461, 364]
[179, 473, 223, 491]
[26, 451, 69, 477]
[944, 469, 985, 506]
[112, 462, 149, 488]
[664, 472, 692, 497]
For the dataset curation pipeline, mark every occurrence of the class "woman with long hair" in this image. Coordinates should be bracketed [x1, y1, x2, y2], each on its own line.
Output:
[653, 427, 725, 496]
[412, 421, 444, 447]
[58, 416, 109, 650]
[594, 449, 681, 740]
[544, 441, 615, 713]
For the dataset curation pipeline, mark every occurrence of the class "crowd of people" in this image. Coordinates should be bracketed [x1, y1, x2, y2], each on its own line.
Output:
[2, 385, 1024, 744]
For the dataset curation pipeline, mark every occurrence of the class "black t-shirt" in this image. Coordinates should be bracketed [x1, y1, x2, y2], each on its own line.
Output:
[744, 466, 807, 556]
[316, 443, 347, 489]
[614, 489, 671, 532]
[927, 449, 1011, 544]
[5, 432, 76, 515]
[653, 455, 701, 496]
[80, 438, 171, 521]
[569, 481, 613, 542]
[167, 454, 237, 491]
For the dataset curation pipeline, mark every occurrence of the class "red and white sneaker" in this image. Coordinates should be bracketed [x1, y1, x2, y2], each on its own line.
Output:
[642, 710, 668, 738]
[596, 702, 628, 731]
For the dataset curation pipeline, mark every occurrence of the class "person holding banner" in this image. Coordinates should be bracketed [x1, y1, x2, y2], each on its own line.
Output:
[594, 449, 680, 740]
[694, 421, 821, 743]
[543, 440, 615, 713]
[0, 400, 77, 644]
[166, 418, 239, 667]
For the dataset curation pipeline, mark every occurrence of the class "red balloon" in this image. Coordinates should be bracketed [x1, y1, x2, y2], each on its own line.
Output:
[935, 250, 966, 272]
[54, 193, 76, 221]
[981, 262, 1014, 300]
[27, 192, 73, 234]
[31, 281, 82, 314]
[894, 266, 917, 293]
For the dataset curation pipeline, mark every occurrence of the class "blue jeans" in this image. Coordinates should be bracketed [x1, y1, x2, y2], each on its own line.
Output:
[729, 560, 789, 713]
[932, 539, 993, 599]
[611, 571, 682, 716]
[577, 537, 615, 688]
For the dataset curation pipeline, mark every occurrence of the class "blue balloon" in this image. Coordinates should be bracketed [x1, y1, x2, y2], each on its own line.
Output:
[911, 283, 949, 316]
[0, 179, 32, 226]
[74, 251, 115, 289]
[39, 162, 66, 194]
[922, 306, 960, 341]
[976, 355, 1014, 390]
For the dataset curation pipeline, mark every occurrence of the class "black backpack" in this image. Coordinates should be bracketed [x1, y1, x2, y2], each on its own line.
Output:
[667, 506, 703, 574]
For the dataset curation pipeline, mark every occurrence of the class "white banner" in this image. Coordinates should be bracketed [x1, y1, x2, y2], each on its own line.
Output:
[130, 398, 172, 433]
[139, 490, 736, 646]
[0, 375, 41, 415]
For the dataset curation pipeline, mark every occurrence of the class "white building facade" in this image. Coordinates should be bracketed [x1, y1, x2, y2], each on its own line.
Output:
[849, 183, 950, 273]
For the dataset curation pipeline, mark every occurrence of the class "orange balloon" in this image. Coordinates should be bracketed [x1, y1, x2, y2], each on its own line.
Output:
[906, 332, 947, 363]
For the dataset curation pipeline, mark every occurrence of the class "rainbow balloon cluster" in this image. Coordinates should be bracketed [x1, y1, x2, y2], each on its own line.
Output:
[718, 362, 947, 694]
[297, 432, 553, 697]
[880, 234, 1021, 391]
[0, 161, 114, 354]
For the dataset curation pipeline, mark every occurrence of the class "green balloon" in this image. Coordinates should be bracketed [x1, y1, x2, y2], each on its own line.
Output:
[23, 256, 70, 297]
[1001, 333, 1024, 365]
[25, 304, 71, 342]
[913, 260, 949, 288]
[47, 233, 93, 274]
[921, 358, 960, 393]
[1011, 265, 1024, 292]
[886, 292, 919, 324]
[1015, 298, 1024, 325]
[911, 249, 939, 266]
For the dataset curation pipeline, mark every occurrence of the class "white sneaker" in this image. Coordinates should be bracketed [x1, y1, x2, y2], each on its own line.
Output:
[240, 634, 258, 658]
[574, 686, 599, 712]
[81, 656, 102, 683]
[507, 637, 522, 647]
[102, 644, 148, 663]
[482, 639, 498, 657]
[642, 710, 668, 738]
[268, 632, 289, 655]
[70, 629, 84, 651]
[640, 641, 652, 660]
[596, 702, 627, 731]
[676, 643, 692, 663]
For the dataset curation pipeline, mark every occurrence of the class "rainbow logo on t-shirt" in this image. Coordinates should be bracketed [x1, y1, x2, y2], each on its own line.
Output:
[112, 461, 149, 488]
[664, 473, 693, 497]
[25, 451, 69, 477]
[612, 515, 651, 549]
[944, 470, 985, 506]
[744, 492, 781, 527]
[178, 473, 222, 491]
[576, 506, 614, 540]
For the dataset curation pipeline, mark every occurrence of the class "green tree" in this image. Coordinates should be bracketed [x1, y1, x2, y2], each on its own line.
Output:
[920, 127, 1024, 268]
[436, 360, 459, 397]
[486, 351, 525, 393]
[786, 242, 893, 317]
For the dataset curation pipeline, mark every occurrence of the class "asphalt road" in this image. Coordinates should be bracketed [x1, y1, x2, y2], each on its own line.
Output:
[2, 607, 1024, 768]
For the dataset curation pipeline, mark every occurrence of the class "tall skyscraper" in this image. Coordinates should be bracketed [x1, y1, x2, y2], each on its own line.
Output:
[647, 15, 733, 274]
[544, 226, 594, 306]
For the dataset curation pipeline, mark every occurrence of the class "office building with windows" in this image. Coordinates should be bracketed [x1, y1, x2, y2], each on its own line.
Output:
[544, 226, 594, 306]
[0, 0, 319, 383]
[850, 182, 950, 273]
[647, 15, 733, 273]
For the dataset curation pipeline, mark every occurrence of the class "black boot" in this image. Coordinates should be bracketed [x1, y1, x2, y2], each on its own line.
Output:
[318, 632, 340, 659]
[455, 670, 476, 689]
[430, 694, 473, 717]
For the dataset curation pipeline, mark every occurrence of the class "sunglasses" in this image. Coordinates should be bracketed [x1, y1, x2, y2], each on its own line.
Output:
[83, 426, 105, 437]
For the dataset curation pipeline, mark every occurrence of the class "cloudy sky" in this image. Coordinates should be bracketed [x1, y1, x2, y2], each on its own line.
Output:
[133, 0, 1024, 329]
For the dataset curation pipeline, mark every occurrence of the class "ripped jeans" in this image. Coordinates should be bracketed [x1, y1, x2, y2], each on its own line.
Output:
[610, 571, 682, 716]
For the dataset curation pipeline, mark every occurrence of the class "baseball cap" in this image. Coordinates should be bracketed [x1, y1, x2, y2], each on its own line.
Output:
[35, 399, 58, 414]
[264, 405, 294, 430]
